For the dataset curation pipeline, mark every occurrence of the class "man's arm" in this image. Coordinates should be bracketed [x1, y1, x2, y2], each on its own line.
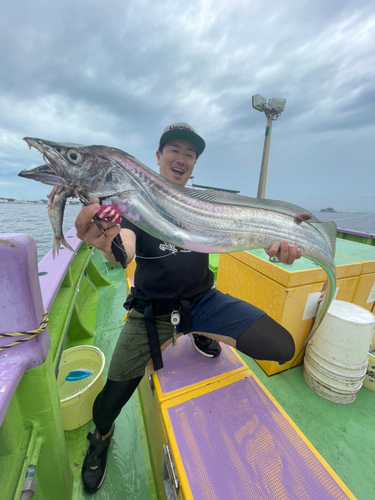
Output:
[102, 229, 136, 266]
[74, 203, 135, 266]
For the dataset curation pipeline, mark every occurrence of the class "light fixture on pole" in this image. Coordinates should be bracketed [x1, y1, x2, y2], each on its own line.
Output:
[252, 94, 286, 199]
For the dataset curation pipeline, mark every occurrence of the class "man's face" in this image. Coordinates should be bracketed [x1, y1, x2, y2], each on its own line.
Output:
[156, 138, 197, 186]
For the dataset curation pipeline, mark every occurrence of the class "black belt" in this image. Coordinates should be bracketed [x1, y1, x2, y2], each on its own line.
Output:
[124, 291, 193, 371]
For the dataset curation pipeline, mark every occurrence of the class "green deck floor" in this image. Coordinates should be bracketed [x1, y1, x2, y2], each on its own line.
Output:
[65, 251, 375, 500]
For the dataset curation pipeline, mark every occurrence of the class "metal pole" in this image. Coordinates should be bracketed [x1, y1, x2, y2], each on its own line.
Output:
[256, 114, 273, 199]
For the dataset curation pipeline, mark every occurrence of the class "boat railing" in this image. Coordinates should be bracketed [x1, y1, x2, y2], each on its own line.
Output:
[0, 229, 94, 500]
[38, 227, 83, 312]
[0, 228, 83, 425]
[337, 226, 375, 245]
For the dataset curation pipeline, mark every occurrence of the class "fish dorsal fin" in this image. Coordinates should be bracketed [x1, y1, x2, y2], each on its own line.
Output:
[168, 182, 320, 221]
[310, 221, 337, 255]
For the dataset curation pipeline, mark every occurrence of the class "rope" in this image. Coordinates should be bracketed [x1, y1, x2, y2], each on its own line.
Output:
[0, 310, 49, 351]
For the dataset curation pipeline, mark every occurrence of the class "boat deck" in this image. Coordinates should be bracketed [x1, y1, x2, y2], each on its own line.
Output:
[63, 254, 157, 500]
[65, 251, 374, 500]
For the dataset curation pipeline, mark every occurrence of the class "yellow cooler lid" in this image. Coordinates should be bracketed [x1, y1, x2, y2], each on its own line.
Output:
[335, 239, 375, 274]
[225, 249, 362, 287]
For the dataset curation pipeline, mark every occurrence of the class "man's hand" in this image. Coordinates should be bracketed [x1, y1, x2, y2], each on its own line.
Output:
[75, 201, 121, 254]
[265, 240, 302, 265]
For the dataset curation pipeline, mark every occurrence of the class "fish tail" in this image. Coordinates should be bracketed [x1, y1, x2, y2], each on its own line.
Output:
[61, 237, 74, 253]
[52, 237, 60, 258]
[52, 236, 75, 258]
[289, 262, 336, 369]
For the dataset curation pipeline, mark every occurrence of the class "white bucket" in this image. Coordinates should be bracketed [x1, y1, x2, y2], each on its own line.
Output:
[303, 300, 375, 404]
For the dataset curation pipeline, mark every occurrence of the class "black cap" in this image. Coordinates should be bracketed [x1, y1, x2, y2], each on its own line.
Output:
[159, 122, 206, 156]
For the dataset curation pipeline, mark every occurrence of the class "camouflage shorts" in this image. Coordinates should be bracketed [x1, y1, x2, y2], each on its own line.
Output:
[108, 309, 177, 381]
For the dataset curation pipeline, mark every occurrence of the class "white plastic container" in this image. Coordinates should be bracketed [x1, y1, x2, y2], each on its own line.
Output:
[303, 300, 375, 404]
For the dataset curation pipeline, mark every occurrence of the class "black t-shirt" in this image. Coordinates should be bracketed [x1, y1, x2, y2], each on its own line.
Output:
[121, 218, 214, 301]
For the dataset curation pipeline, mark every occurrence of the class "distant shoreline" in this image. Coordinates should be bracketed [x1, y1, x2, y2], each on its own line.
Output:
[0, 198, 80, 205]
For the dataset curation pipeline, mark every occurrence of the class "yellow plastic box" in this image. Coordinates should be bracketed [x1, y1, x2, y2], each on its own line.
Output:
[125, 258, 136, 278]
[159, 369, 356, 500]
[335, 239, 375, 313]
[216, 249, 361, 375]
[138, 335, 249, 499]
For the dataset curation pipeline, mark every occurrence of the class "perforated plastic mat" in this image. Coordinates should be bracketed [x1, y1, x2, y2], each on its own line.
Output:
[167, 376, 354, 500]
[157, 335, 245, 396]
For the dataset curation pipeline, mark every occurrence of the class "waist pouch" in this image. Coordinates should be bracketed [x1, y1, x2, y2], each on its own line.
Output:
[124, 288, 197, 371]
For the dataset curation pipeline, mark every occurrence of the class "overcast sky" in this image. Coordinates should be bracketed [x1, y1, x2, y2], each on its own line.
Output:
[1, 0, 374, 212]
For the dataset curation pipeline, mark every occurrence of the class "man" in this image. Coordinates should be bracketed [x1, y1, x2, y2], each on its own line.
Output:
[75, 122, 300, 494]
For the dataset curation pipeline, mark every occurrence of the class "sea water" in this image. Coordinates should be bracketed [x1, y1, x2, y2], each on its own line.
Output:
[311, 211, 375, 234]
[0, 204, 81, 261]
[0, 204, 374, 261]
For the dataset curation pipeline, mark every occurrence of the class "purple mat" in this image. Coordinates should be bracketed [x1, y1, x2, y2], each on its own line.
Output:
[157, 335, 244, 396]
[167, 376, 351, 500]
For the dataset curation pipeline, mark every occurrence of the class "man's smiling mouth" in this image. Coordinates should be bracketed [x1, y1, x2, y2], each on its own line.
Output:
[171, 166, 184, 175]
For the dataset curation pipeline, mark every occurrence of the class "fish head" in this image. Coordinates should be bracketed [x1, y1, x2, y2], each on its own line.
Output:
[20, 138, 134, 197]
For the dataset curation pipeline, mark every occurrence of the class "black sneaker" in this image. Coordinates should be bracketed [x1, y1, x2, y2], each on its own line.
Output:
[189, 334, 221, 358]
[81, 425, 114, 494]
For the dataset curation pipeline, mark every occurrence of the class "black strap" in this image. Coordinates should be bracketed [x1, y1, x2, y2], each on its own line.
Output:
[111, 234, 128, 269]
[143, 302, 164, 371]
[125, 289, 201, 372]
[180, 300, 192, 335]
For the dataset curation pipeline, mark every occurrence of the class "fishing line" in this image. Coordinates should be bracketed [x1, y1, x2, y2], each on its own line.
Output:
[135, 252, 177, 259]
[95, 226, 176, 260]
[329, 211, 375, 222]
[39, 149, 68, 185]
[108, 236, 177, 259]
[47, 165, 66, 184]
[105, 233, 182, 260]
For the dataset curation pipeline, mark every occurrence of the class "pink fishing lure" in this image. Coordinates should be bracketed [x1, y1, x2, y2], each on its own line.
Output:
[95, 205, 122, 224]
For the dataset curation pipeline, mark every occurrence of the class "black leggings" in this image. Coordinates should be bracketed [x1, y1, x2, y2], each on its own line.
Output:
[93, 376, 143, 436]
[236, 313, 295, 363]
[93, 314, 294, 436]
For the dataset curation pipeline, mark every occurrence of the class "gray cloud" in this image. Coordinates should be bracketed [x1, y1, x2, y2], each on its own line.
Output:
[1, 0, 374, 211]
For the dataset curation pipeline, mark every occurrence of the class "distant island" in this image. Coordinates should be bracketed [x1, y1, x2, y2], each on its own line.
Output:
[0, 197, 80, 205]
[320, 207, 337, 213]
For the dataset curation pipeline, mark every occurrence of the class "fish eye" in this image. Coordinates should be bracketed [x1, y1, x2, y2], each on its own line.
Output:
[66, 149, 82, 164]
